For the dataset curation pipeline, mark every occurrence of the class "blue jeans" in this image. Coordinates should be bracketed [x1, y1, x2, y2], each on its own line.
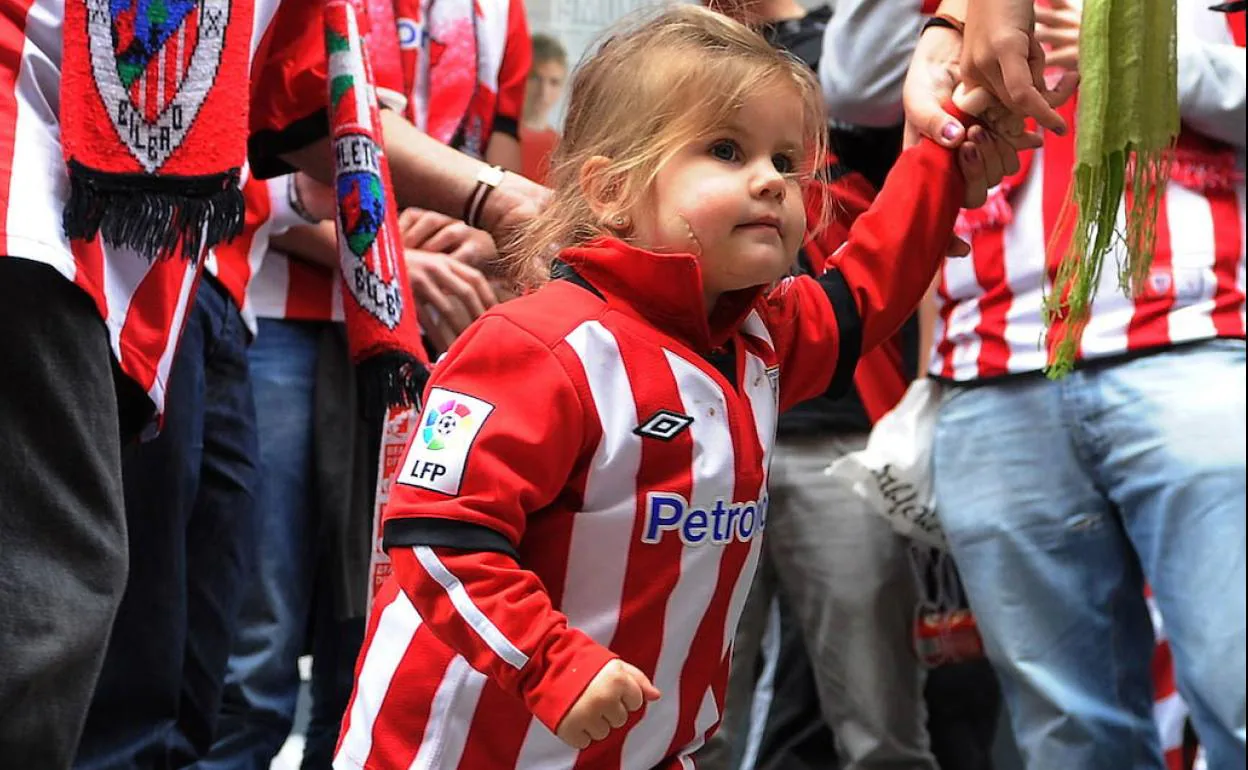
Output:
[76, 277, 260, 769]
[202, 318, 325, 770]
[933, 339, 1246, 770]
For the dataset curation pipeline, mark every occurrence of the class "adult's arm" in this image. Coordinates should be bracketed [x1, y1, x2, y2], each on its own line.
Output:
[959, 0, 1069, 132]
[1177, 19, 1246, 146]
[280, 110, 546, 245]
[818, 0, 926, 127]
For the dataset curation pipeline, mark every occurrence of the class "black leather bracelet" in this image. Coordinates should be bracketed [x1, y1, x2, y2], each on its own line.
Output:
[463, 165, 505, 230]
[921, 14, 965, 35]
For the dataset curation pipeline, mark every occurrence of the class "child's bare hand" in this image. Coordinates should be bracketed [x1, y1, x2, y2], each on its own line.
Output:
[555, 659, 661, 750]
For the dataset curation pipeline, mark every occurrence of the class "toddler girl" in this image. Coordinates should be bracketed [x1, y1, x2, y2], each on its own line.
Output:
[334, 6, 1014, 768]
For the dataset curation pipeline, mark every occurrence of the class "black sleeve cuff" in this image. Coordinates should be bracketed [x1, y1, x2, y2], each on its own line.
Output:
[817, 268, 864, 398]
[383, 517, 520, 560]
[248, 108, 331, 180]
[493, 115, 520, 140]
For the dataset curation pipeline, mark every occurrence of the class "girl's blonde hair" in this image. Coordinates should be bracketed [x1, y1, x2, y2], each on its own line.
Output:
[505, 4, 828, 288]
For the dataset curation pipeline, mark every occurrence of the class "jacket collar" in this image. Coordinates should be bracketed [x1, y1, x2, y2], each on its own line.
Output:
[558, 237, 763, 354]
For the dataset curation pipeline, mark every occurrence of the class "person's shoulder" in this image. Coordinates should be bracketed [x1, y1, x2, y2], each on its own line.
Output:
[480, 279, 607, 351]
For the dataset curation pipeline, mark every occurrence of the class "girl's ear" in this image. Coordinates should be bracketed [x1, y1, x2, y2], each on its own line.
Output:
[579, 155, 627, 222]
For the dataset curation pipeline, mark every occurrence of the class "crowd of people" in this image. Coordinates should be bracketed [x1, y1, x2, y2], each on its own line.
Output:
[0, 0, 1242, 769]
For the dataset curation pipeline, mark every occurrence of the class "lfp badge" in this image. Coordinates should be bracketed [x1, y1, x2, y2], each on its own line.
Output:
[87, 0, 230, 171]
[326, 2, 405, 331]
[396, 389, 494, 496]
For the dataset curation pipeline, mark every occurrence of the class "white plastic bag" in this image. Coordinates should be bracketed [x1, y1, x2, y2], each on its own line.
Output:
[825, 378, 947, 550]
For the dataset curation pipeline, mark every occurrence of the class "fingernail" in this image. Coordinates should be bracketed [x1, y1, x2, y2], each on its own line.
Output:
[964, 145, 980, 163]
[942, 122, 963, 142]
[1054, 124, 1068, 137]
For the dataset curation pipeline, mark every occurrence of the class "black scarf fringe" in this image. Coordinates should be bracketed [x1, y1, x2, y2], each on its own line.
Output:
[63, 159, 245, 262]
[357, 353, 430, 425]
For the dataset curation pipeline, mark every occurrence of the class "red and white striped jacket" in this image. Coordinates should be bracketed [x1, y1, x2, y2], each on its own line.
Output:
[930, 4, 1246, 380]
[334, 136, 968, 769]
[0, 0, 326, 413]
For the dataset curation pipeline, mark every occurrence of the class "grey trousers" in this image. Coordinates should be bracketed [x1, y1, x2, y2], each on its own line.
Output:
[0, 258, 132, 768]
[699, 433, 936, 770]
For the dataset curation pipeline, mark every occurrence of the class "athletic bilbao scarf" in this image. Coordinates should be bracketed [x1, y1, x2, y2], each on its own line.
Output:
[1044, 0, 1179, 377]
[326, 0, 429, 419]
[397, 0, 498, 156]
[61, 0, 253, 261]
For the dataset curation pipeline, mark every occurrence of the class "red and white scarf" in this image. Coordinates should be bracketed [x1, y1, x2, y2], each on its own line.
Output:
[327, 0, 429, 418]
[61, 0, 254, 261]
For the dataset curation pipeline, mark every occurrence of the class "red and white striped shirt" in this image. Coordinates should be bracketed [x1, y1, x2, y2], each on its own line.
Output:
[930, 4, 1246, 380]
[335, 138, 967, 769]
[397, 0, 530, 153]
[0, 0, 325, 412]
[214, 174, 346, 328]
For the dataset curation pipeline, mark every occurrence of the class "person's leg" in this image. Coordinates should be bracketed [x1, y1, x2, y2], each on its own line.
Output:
[691, 484, 784, 770]
[933, 376, 1163, 770]
[924, 659, 1002, 770]
[169, 279, 261, 764]
[766, 434, 936, 770]
[750, 593, 841, 770]
[76, 281, 209, 770]
[300, 582, 367, 770]
[1090, 340, 1247, 769]
[0, 258, 130, 769]
[202, 319, 323, 770]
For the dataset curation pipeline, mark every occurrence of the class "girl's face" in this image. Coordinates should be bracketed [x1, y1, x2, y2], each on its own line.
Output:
[630, 87, 808, 310]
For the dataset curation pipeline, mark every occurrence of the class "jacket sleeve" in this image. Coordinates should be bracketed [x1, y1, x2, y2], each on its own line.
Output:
[818, 0, 925, 127]
[492, 0, 532, 140]
[248, 2, 330, 179]
[1177, 8, 1246, 147]
[766, 129, 966, 412]
[381, 314, 618, 734]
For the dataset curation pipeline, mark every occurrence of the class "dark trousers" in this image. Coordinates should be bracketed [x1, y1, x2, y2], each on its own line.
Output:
[740, 593, 1002, 770]
[0, 258, 144, 769]
[76, 277, 260, 769]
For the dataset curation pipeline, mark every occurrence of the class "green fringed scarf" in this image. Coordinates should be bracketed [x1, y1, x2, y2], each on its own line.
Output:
[1043, 0, 1179, 377]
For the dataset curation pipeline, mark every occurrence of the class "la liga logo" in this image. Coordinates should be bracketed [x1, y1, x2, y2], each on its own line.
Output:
[421, 399, 476, 450]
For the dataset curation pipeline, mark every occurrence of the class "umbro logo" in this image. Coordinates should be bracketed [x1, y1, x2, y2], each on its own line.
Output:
[634, 409, 694, 442]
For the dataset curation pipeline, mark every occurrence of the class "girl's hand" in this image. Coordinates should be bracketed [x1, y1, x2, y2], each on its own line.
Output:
[555, 659, 661, 750]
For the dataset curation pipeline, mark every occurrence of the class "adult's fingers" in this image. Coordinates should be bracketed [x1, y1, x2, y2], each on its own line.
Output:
[958, 142, 989, 209]
[429, 264, 486, 327]
[1034, 5, 1080, 30]
[410, 258, 476, 332]
[421, 222, 473, 254]
[997, 38, 1068, 134]
[417, 305, 456, 357]
[967, 126, 1006, 188]
[401, 209, 456, 249]
[446, 259, 498, 314]
[1045, 70, 1080, 110]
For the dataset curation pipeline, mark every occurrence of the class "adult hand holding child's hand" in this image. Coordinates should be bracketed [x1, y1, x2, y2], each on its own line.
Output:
[556, 659, 661, 750]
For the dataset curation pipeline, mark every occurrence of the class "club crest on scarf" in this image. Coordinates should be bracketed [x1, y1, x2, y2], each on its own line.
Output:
[87, 0, 229, 173]
[327, 11, 405, 331]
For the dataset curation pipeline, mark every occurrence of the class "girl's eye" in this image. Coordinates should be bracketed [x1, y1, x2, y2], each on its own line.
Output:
[710, 140, 740, 163]
[772, 153, 795, 175]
